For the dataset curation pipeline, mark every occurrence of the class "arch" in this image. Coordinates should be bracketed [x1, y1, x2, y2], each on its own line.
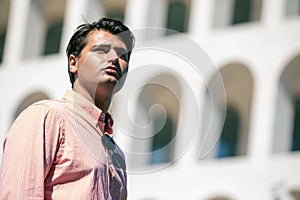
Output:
[290, 189, 300, 199]
[218, 106, 240, 157]
[43, 20, 63, 55]
[103, 0, 127, 21]
[165, 0, 191, 34]
[23, 0, 67, 58]
[205, 192, 236, 200]
[285, 0, 300, 17]
[0, 0, 10, 63]
[85, 0, 127, 23]
[130, 73, 181, 166]
[273, 54, 300, 153]
[14, 91, 49, 120]
[213, 0, 262, 27]
[208, 197, 232, 200]
[150, 115, 175, 163]
[201, 63, 253, 158]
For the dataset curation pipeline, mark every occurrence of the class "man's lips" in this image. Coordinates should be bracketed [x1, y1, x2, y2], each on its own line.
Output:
[104, 66, 122, 79]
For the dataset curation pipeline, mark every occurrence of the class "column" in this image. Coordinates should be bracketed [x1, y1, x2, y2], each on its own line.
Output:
[3, 0, 31, 65]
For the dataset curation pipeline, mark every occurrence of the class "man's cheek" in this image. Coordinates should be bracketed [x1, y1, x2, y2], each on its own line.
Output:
[120, 62, 128, 73]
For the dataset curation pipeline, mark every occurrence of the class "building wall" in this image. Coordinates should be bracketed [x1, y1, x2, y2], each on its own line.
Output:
[0, 0, 300, 199]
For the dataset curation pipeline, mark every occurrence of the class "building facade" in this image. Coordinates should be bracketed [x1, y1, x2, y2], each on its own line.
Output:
[0, 0, 300, 199]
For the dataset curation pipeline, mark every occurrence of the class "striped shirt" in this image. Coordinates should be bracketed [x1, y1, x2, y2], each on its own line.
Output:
[0, 90, 127, 199]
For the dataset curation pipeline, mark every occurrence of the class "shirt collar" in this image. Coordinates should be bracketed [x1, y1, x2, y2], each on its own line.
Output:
[63, 90, 113, 135]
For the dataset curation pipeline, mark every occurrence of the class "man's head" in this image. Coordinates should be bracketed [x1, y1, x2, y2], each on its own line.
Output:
[66, 18, 135, 88]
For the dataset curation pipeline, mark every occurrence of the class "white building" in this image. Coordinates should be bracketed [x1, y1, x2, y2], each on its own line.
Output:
[0, 0, 300, 199]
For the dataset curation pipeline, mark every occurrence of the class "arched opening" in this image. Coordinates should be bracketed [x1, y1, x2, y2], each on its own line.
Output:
[14, 92, 49, 120]
[232, 0, 251, 24]
[285, 0, 300, 17]
[150, 110, 175, 164]
[213, 0, 262, 27]
[43, 21, 63, 55]
[274, 54, 300, 153]
[165, 0, 191, 35]
[290, 189, 300, 200]
[23, 0, 66, 58]
[292, 98, 300, 151]
[0, 0, 9, 63]
[208, 197, 232, 200]
[218, 106, 240, 157]
[130, 73, 181, 166]
[104, 0, 127, 21]
[86, 0, 127, 23]
[201, 63, 253, 158]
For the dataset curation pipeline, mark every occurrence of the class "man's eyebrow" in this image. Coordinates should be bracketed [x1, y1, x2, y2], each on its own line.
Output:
[91, 43, 127, 53]
[91, 44, 111, 49]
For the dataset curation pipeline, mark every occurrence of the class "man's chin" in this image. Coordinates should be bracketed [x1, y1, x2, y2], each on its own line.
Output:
[97, 74, 126, 94]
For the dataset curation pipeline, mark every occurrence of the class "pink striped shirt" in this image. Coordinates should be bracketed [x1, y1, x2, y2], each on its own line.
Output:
[0, 90, 127, 199]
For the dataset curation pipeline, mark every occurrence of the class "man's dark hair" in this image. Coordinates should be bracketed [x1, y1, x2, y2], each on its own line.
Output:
[66, 18, 135, 87]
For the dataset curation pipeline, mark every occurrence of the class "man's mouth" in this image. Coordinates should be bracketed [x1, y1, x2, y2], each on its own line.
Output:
[105, 66, 122, 80]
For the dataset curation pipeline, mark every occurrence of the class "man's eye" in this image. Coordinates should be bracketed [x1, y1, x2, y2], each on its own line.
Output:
[94, 46, 110, 54]
[119, 54, 128, 62]
[115, 48, 128, 62]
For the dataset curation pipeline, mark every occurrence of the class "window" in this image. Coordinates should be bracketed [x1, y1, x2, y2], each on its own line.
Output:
[232, 0, 251, 24]
[208, 196, 232, 200]
[286, 0, 300, 17]
[273, 55, 300, 153]
[23, 0, 66, 58]
[201, 64, 253, 159]
[218, 107, 240, 157]
[166, 0, 191, 34]
[0, 0, 9, 63]
[290, 189, 300, 200]
[291, 98, 300, 151]
[144, 0, 191, 37]
[151, 116, 175, 163]
[213, 0, 262, 28]
[86, 0, 127, 23]
[103, 0, 127, 21]
[43, 21, 63, 55]
[0, 32, 6, 63]
[128, 74, 181, 168]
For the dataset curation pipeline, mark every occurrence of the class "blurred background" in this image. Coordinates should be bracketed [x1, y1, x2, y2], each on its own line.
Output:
[0, 0, 300, 199]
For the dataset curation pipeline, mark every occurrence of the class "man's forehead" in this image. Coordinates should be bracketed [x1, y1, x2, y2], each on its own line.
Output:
[87, 30, 126, 48]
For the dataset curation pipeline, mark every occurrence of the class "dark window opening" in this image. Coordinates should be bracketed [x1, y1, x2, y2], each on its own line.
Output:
[166, 1, 189, 35]
[286, 0, 300, 17]
[290, 189, 300, 200]
[291, 98, 300, 151]
[43, 21, 63, 55]
[0, 31, 6, 63]
[151, 117, 174, 164]
[218, 107, 240, 158]
[107, 11, 124, 22]
[232, 0, 252, 24]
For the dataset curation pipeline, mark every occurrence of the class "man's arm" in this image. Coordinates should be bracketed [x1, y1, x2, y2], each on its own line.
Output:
[0, 102, 64, 199]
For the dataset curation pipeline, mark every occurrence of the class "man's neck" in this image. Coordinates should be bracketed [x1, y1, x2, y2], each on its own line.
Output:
[73, 84, 112, 113]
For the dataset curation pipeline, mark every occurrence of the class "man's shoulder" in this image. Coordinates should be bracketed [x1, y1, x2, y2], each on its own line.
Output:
[24, 98, 68, 116]
[32, 99, 64, 107]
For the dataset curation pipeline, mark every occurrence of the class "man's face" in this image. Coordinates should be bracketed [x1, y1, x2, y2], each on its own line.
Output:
[70, 30, 129, 96]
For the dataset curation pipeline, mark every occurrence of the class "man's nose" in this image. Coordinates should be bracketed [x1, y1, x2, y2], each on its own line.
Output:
[107, 49, 119, 63]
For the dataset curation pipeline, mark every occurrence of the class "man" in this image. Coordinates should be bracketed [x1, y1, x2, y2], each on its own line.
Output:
[0, 18, 135, 199]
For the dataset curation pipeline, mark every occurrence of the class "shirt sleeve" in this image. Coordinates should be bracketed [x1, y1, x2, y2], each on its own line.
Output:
[0, 102, 64, 199]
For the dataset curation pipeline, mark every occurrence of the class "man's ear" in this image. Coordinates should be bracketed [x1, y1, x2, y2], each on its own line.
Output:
[69, 54, 78, 73]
